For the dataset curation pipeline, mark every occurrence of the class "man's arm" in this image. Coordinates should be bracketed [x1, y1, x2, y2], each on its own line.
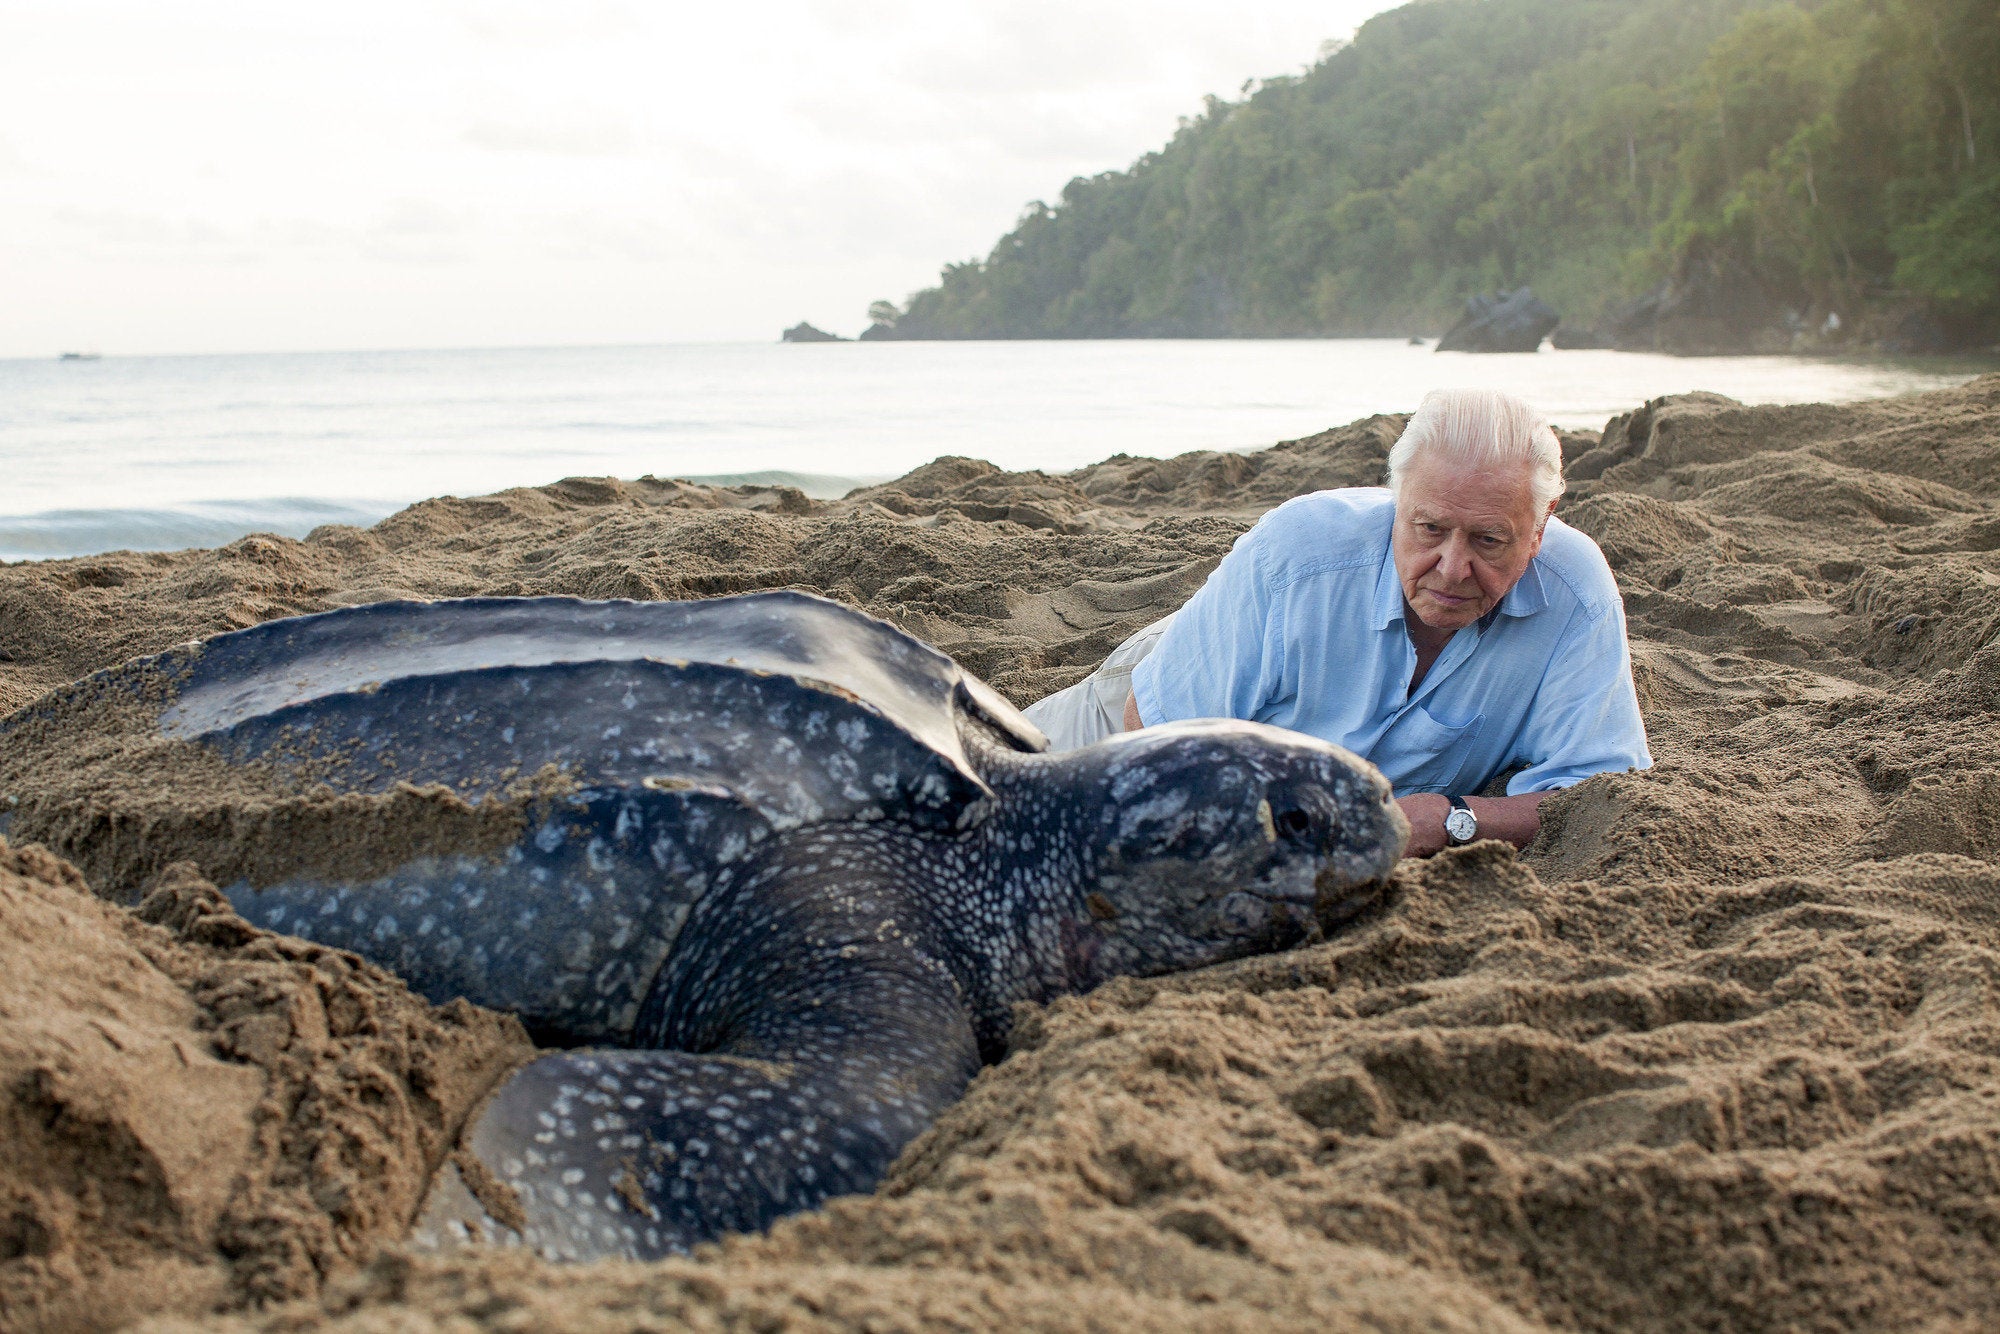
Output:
[1396, 791, 1551, 857]
[1139, 689, 1549, 854]
[1127, 517, 1289, 730]
[1394, 574, 1646, 856]
[1502, 575, 1652, 795]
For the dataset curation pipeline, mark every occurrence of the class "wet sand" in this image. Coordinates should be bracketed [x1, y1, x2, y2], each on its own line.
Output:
[1, 376, 1997, 1331]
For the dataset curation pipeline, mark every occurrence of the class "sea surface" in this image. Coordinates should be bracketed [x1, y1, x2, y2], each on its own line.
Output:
[2, 340, 1990, 561]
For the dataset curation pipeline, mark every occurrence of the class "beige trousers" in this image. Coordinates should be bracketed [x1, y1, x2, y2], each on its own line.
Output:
[1021, 614, 1177, 753]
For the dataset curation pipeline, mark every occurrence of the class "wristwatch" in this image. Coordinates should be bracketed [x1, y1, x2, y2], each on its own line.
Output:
[1443, 795, 1479, 846]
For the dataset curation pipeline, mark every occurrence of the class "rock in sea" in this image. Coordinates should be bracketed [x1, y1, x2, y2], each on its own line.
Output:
[1434, 288, 1560, 353]
[781, 322, 845, 343]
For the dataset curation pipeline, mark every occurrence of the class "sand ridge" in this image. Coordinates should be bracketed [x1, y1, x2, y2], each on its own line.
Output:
[0, 374, 1996, 1331]
[0, 847, 531, 1328]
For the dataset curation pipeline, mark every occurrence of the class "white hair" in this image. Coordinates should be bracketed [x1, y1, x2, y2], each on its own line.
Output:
[1385, 388, 1566, 515]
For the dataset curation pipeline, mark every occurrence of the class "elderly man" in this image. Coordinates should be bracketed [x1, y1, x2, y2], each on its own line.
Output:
[1023, 387, 1650, 857]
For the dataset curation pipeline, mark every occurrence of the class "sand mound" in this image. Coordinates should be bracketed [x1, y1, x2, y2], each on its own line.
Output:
[1, 373, 1997, 1331]
[0, 847, 530, 1329]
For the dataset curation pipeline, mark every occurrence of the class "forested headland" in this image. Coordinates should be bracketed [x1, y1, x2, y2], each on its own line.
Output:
[862, 0, 1998, 352]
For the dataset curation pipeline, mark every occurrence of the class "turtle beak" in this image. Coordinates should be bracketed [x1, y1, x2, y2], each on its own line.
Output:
[1215, 889, 1317, 949]
[1312, 798, 1407, 932]
[1314, 865, 1393, 933]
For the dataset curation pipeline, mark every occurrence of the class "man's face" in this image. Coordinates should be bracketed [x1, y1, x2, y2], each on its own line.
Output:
[1391, 451, 1554, 635]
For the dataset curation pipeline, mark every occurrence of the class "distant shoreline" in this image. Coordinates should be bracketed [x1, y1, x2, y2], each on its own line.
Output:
[6, 341, 1985, 564]
[16, 336, 2000, 365]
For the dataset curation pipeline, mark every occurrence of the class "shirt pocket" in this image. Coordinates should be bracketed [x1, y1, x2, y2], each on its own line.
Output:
[1378, 703, 1485, 793]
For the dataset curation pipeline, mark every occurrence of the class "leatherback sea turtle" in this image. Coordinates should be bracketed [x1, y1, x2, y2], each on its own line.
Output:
[0, 592, 1406, 1262]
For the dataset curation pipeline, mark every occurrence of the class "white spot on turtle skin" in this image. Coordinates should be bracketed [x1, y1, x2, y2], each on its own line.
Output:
[1256, 798, 1276, 842]
[1218, 891, 1268, 934]
[1119, 790, 1189, 839]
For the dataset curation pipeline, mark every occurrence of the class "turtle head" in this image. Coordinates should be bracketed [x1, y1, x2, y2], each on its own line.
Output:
[1051, 720, 1407, 985]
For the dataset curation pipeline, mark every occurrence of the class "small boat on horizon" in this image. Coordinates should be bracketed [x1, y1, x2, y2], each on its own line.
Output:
[58, 351, 102, 361]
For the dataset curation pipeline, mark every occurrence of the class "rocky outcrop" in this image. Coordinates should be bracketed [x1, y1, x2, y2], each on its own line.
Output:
[1435, 288, 1560, 353]
[1605, 245, 1792, 355]
[780, 322, 845, 343]
[1550, 325, 1614, 349]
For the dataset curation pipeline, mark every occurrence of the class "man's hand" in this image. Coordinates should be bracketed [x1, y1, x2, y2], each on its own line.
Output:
[1121, 689, 1142, 732]
[1395, 790, 1552, 857]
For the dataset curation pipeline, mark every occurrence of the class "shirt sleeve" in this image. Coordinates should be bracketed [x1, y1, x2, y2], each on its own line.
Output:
[1504, 597, 1653, 794]
[1129, 524, 1288, 725]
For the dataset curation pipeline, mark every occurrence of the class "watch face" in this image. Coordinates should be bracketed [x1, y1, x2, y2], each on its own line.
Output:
[1445, 807, 1478, 843]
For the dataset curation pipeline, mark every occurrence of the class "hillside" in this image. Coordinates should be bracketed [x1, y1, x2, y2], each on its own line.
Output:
[864, 0, 1998, 351]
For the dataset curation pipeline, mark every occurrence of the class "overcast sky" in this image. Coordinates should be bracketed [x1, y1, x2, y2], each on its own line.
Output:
[1, 0, 1401, 357]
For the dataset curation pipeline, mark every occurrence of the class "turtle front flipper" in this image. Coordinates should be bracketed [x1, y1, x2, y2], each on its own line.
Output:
[414, 1041, 950, 1260]
[414, 892, 984, 1261]
[418, 976, 980, 1256]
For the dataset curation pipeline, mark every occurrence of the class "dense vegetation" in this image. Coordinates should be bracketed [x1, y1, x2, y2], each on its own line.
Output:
[868, 0, 1998, 345]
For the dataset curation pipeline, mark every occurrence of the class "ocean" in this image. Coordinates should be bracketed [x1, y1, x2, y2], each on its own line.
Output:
[2, 339, 1990, 561]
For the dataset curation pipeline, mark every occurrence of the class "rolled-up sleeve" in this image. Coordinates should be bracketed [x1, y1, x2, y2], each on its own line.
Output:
[1129, 527, 1287, 725]
[1504, 598, 1652, 794]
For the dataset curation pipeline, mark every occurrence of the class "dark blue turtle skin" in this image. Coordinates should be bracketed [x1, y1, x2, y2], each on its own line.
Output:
[0, 593, 1407, 1262]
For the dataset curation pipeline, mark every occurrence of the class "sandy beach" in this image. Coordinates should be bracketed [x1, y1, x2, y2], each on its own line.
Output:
[3, 375, 1998, 1331]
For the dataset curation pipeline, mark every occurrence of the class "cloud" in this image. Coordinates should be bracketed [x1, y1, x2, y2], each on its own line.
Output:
[358, 198, 476, 264]
[50, 206, 245, 255]
[463, 118, 639, 157]
[529, 212, 685, 263]
[453, 0, 640, 46]
[0, 134, 34, 175]
[0, 0, 1400, 353]
[39, 199, 476, 269]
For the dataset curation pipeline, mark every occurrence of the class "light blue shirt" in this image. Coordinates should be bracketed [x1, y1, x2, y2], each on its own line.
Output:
[1129, 487, 1651, 796]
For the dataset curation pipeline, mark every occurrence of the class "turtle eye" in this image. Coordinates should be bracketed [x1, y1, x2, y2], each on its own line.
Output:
[1274, 808, 1312, 839]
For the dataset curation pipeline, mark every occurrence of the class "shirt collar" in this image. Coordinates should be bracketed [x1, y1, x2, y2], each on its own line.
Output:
[1372, 540, 1549, 630]
[1497, 559, 1548, 619]
[1372, 542, 1405, 630]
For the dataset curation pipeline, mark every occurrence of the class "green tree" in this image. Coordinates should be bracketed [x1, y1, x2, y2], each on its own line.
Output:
[877, 0, 2000, 341]
[1895, 170, 2000, 309]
